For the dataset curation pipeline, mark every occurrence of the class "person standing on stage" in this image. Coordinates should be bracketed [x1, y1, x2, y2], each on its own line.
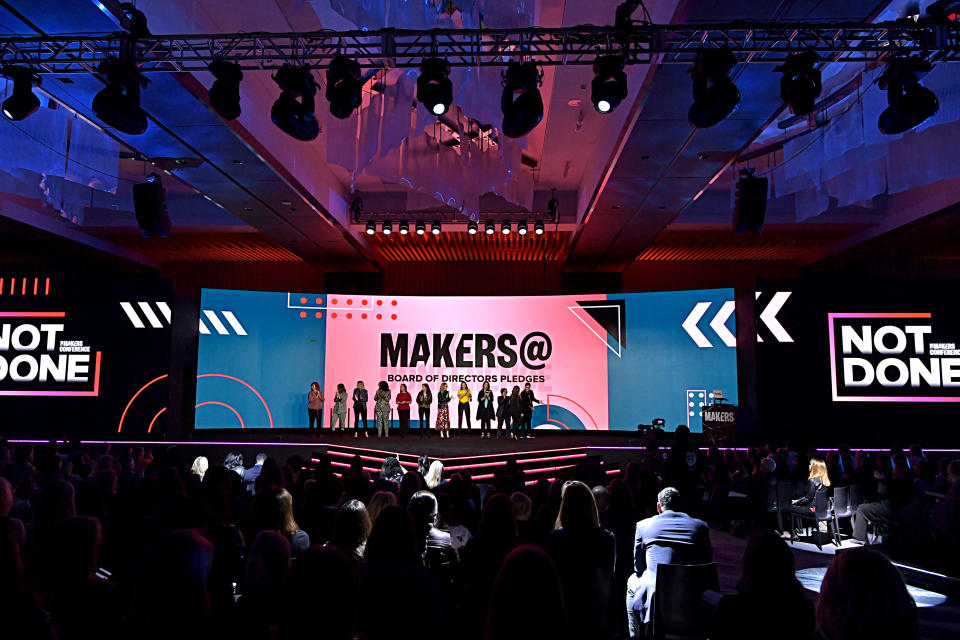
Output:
[437, 382, 452, 439]
[374, 381, 391, 438]
[496, 388, 510, 439]
[508, 385, 522, 440]
[519, 382, 543, 440]
[330, 383, 347, 433]
[477, 381, 495, 439]
[396, 383, 412, 439]
[308, 382, 324, 431]
[457, 381, 473, 432]
[417, 383, 433, 438]
[353, 381, 369, 438]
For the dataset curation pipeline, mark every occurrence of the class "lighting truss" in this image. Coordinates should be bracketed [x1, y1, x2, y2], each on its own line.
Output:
[1, 21, 958, 74]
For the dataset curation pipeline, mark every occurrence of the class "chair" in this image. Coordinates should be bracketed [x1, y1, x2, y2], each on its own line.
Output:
[769, 481, 795, 533]
[790, 488, 839, 550]
[832, 485, 856, 536]
[650, 562, 719, 639]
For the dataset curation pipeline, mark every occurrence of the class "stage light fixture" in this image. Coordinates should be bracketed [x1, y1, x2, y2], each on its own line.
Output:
[431, 220, 441, 235]
[382, 220, 392, 235]
[484, 221, 495, 235]
[534, 220, 545, 235]
[591, 55, 628, 113]
[688, 49, 740, 129]
[501, 222, 511, 235]
[517, 222, 528, 236]
[416, 221, 426, 235]
[271, 64, 319, 141]
[92, 59, 149, 135]
[132, 174, 171, 238]
[399, 220, 409, 235]
[1, 66, 41, 121]
[775, 52, 821, 116]
[417, 57, 453, 116]
[326, 55, 363, 120]
[365, 221, 376, 235]
[467, 220, 478, 235]
[208, 60, 243, 120]
[878, 57, 939, 135]
[501, 61, 543, 138]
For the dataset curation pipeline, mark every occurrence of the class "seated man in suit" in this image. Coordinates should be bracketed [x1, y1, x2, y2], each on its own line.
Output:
[243, 452, 267, 494]
[626, 487, 712, 637]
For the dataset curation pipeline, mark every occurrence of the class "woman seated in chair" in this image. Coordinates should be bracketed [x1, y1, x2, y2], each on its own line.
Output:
[782, 458, 831, 540]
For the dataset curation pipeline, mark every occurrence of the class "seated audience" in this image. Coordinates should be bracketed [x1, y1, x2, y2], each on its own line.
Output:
[627, 487, 712, 636]
[280, 545, 357, 640]
[243, 453, 267, 493]
[248, 487, 309, 555]
[366, 489, 398, 524]
[816, 547, 918, 640]
[461, 493, 519, 638]
[853, 460, 918, 543]
[484, 545, 568, 640]
[548, 480, 616, 639]
[236, 530, 290, 636]
[712, 530, 815, 640]
[782, 458, 831, 539]
[330, 498, 371, 561]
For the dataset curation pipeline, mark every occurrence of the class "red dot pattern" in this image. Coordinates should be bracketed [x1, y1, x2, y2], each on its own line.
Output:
[347, 299, 353, 305]
[299, 311, 307, 318]
[346, 313, 353, 319]
[315, 297, 323, 305]
[315, 312, 322, 318]
[361, 313, 367, 319]
[332, 298, 338, 305]
[376, 300, 382, 306]
[300, 297, 307, 304]
[391, 300, 398, 306]
[391, 314, 397, 320]
[332, 313, 338, 319]
[376, 314, 382, 319]
[362, 299, 368, 305]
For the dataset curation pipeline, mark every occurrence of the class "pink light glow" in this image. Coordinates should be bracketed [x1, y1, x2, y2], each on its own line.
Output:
[515, 453, 588, 465]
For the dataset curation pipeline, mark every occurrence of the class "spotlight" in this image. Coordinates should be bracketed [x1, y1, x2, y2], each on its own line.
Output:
[417, 57, 452, 116]
[775, 52, 821, 116]
[484, 221, 495, 235]
[501, 222, 511, 235]
[208, 60, 243, 121]
[365, 221, 376, 235]
[382, 220, 392, 235]
[467, 220, 478, 235]
[534, 220, 545, 235]
[591, 55, 628, 113]
[878, 57, 939, 135]
[688, 49, 740, 129]
[271, 64, 319, 141]
[431, 220, 441, 235]
[517, 222, 528, 236]
[326, 55, 363, 120]
[1, 66, 41, 121]
[399, 220, 409, 235]
[92, 59, 149, 135]
[501, 61, 543, 138]
[416, 221, 426, 235]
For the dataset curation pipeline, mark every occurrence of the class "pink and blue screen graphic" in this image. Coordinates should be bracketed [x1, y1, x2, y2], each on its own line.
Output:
[195, 288, 737, 431]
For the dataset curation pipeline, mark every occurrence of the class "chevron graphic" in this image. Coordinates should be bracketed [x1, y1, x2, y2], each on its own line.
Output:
[119, 301, 172, 329]
[682, 301, 736, 348]
[199, 310, 247, 336]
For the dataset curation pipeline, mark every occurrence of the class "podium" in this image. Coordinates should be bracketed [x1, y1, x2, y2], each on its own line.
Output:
[701, 403, 736, 446]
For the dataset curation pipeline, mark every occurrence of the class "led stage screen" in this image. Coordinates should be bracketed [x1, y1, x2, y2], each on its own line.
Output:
[755, 279, 960, 445]
[0, 269, 173, 439]
[195, 288, 738, 432]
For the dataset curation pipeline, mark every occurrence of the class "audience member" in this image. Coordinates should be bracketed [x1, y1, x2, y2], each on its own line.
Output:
[548, 480, 616, 639]
[330, 498, 371, 561]
[712, 530, 814, 640]
[627, 486, 712, 636]
[816, 547, 919, 640]
[484, 545, 567, 640]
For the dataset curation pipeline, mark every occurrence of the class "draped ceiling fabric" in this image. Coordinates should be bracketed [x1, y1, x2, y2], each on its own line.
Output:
[319, 0, 537, 220]
[0, 78, 120, 224]
[768, 64, 960, 222]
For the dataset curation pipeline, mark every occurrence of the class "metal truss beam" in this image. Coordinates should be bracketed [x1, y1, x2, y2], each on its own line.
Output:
[0, 21, 957, 74]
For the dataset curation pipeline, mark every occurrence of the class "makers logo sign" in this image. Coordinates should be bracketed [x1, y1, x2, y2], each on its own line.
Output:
[828, 312, 960, 403]
[0, 312, 102, 396]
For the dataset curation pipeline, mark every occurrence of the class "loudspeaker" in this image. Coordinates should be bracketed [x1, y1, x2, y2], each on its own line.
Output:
[733, 172, 768, 233]
[132, 174, 171, 238]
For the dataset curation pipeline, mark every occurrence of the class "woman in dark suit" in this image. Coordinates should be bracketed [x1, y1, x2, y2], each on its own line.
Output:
[476, 381, 495, 439]
[352, 381, 368, 439]
[416, 383, 432, 438]
[495, 389, 510, 440]
[782, 458, 831, 539]
[508, 386, 522, 441]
